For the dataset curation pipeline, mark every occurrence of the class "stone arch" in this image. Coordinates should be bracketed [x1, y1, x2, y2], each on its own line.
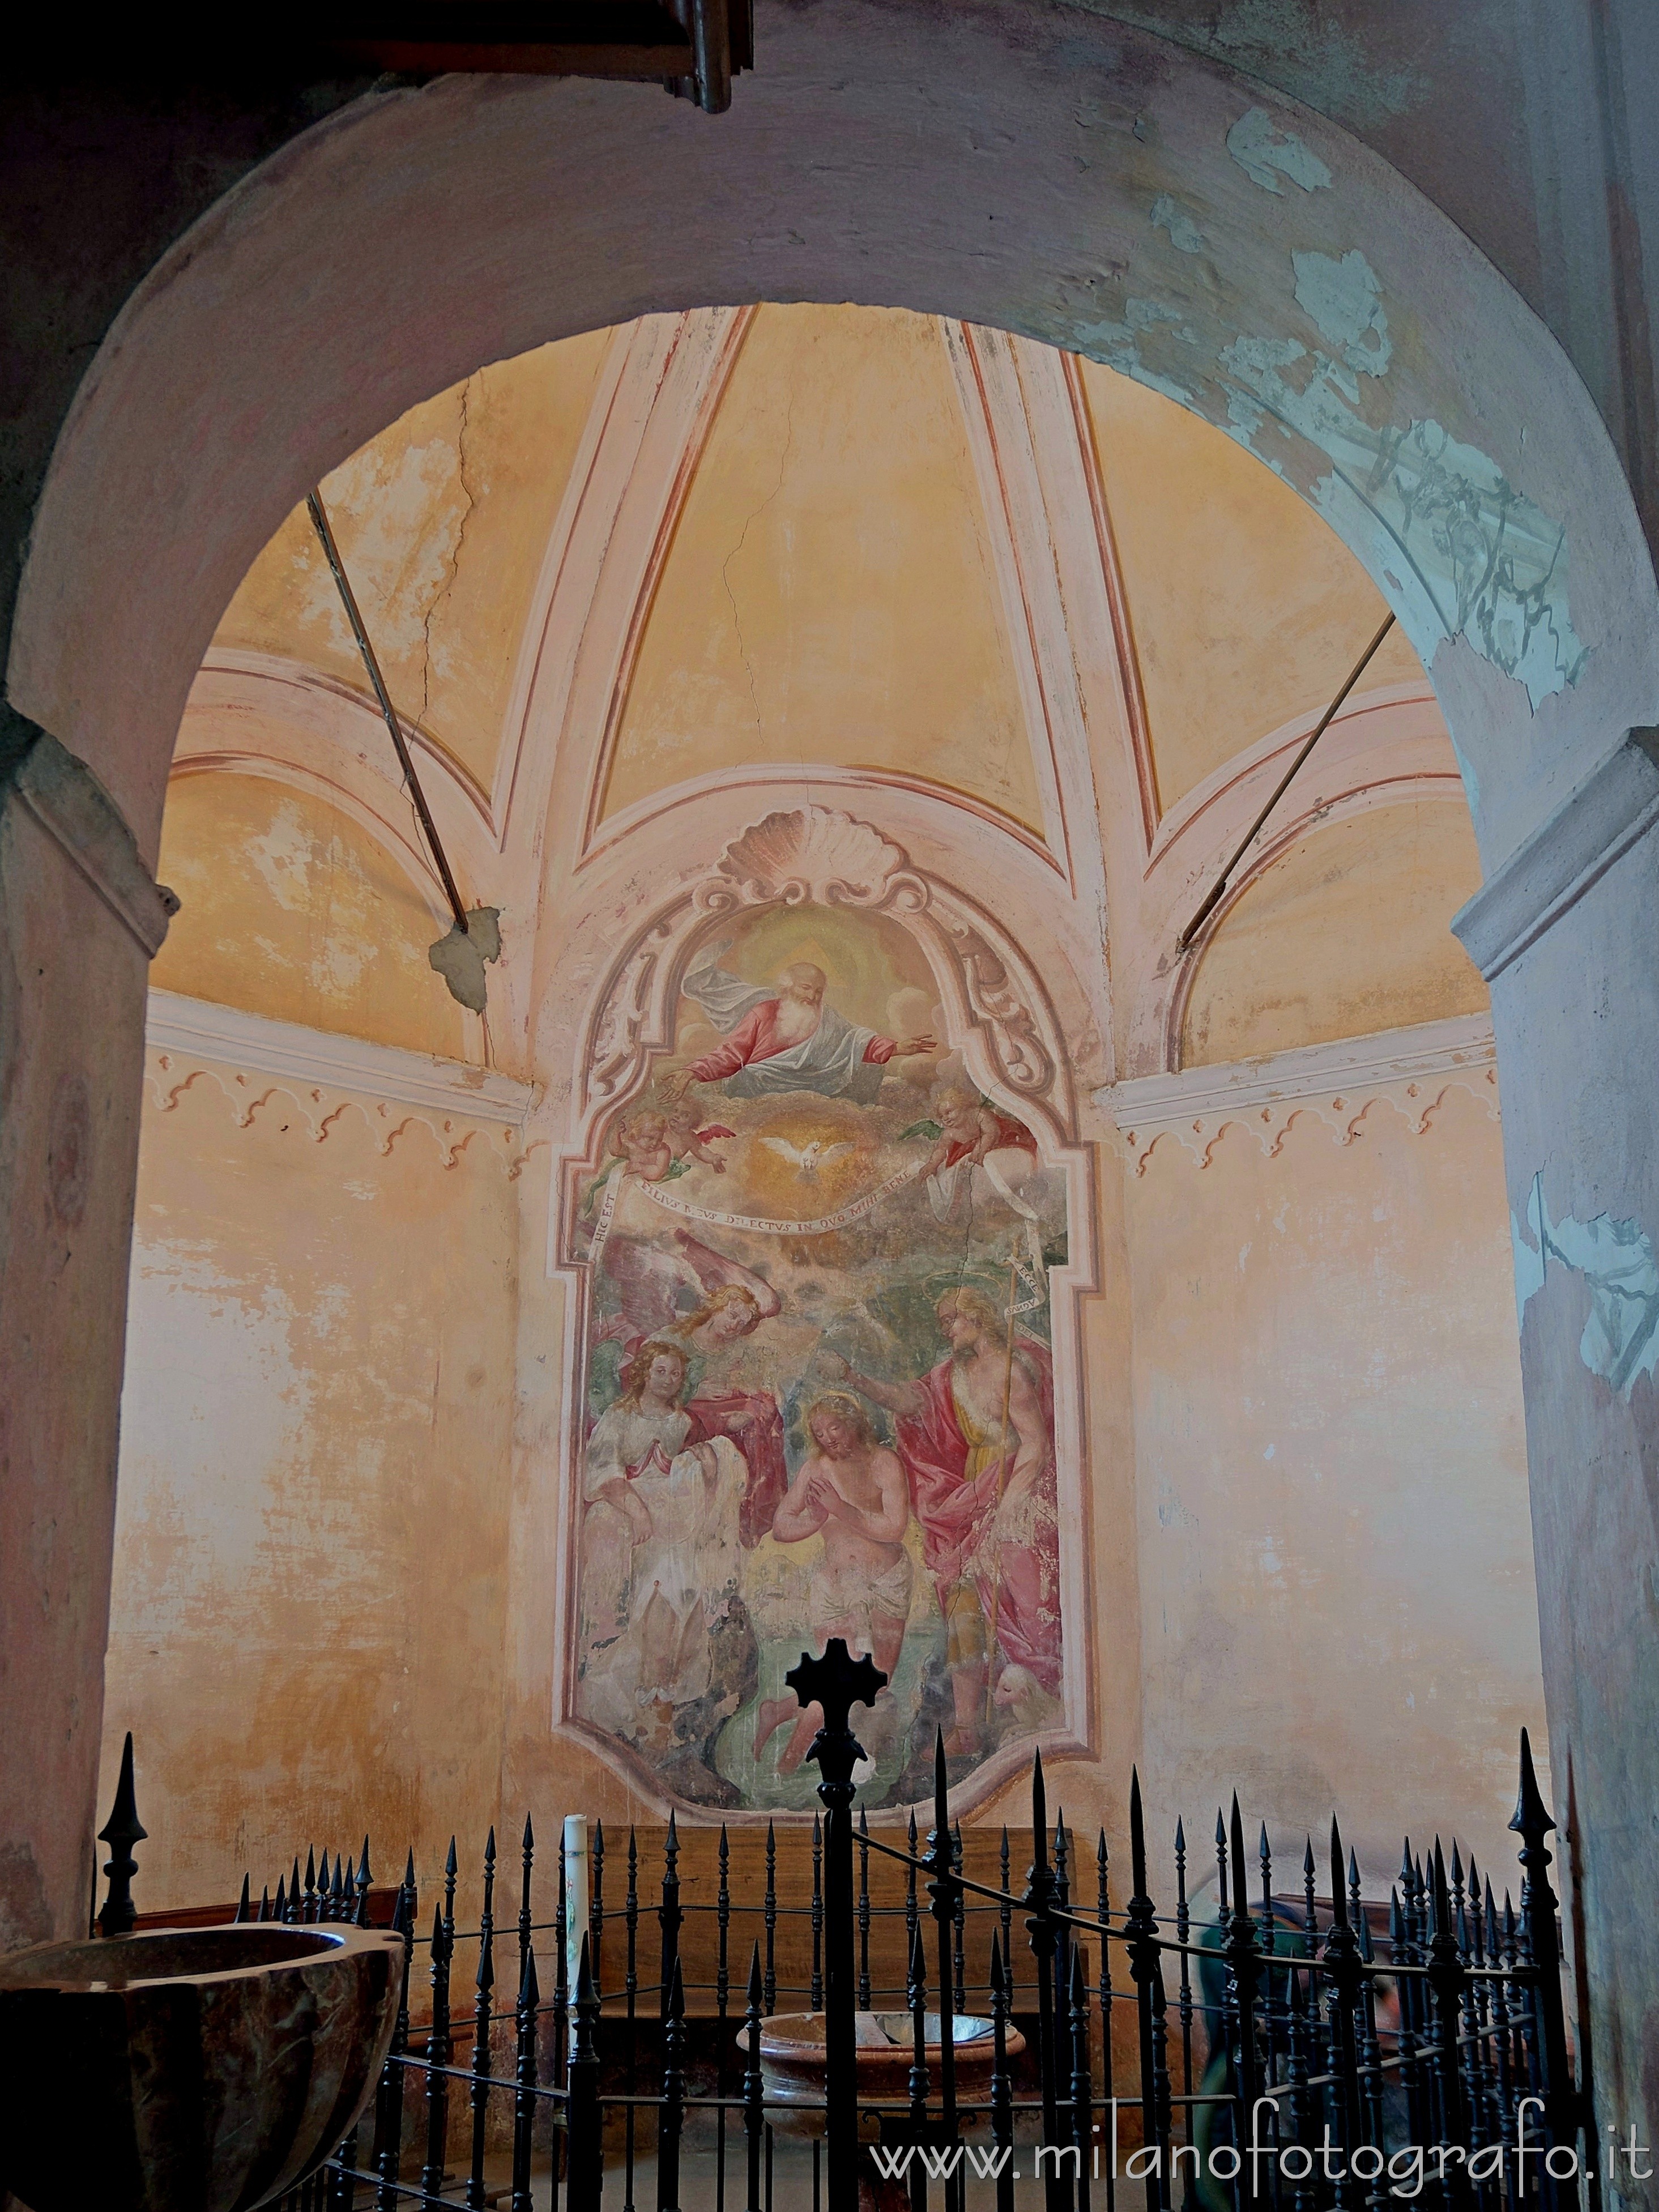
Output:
[10, 0, 1656, 877]
[10, 8, 1659, 2117]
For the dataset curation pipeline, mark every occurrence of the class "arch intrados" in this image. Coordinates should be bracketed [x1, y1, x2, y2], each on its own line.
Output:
[11, 0, 1657, 881]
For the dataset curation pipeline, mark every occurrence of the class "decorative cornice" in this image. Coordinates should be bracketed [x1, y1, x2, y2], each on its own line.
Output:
[1102, 1012, 1498, 1173]
[12, 730, 178, 957]
[145, 990, 538, 1167]
[1452, 727, 1659, 981]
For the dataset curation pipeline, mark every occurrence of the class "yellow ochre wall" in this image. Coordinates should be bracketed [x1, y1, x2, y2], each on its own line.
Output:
[97, 310, 1542, 1907]
[152, 773, 470, 1062]
[603, 306, 1040, 833]
[103, 1072, 520, 1907]
[1127, 1087, 1541, 1881]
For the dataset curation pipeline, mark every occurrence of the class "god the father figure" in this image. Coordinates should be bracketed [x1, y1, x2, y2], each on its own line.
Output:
[667, 945, 935, 1107]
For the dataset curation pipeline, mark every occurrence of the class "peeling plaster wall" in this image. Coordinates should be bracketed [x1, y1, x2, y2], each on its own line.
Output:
[1466, 789, 1659, 2181]
[216, 329, 615, 795]
[152, 774, 470, 1060]
[1127, 1084, 1545, 1883]
[98, 1068, 519, 1909]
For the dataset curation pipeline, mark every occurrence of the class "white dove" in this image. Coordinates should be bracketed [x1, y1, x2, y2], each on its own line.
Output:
[760, 1136, 857, 1179]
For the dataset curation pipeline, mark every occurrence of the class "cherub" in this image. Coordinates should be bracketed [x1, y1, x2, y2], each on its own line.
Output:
[909, 1088, 1034, 1184]
[611, 1110, 675, 1183]
[664, 1099, 735, 1173]
[902, 1087, 1047, 1276]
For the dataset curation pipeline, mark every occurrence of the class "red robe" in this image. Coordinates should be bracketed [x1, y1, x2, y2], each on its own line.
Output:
[687, 999, 899, 1084]
[940, 1111, 1039, 1171]
[894, 1342, 1063, 1694]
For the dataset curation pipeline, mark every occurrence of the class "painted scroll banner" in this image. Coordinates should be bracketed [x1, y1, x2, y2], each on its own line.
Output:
[585, 1157, 925, 1271]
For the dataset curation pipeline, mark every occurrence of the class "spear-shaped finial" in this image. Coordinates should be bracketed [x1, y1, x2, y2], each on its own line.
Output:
[1430, 1838, 1451, 1936]
[234, 1873, 251, 1924]
[1329, 1818, 1348, 1930]
[1229, 1793, 1249, 1917]
[97, 1733, 147, 1938]
[1509, 1726, 1556, 1840]
[1129, 1766, 1147, 1897]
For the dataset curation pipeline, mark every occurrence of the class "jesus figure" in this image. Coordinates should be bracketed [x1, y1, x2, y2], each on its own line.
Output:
[666, 952, 935, 1106]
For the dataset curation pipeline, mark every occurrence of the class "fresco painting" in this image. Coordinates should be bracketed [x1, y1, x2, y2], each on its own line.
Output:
[574, 901, 1071, 1811]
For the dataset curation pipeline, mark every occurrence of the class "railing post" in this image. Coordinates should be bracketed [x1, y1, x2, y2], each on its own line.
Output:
[784, 1637, 886, 2212]
[907, 1921, 930, 2212]
[990, 1933, 1016, 2212]
[1124, 1771, 1163, 2212]
[420, 1903, 453, 2206]
[96, 1732, 146, 1937]
[1026, 1750, 1067, 2212]
[373, 1866, 415, 2212]
[1223, 1799, 1263, 2201]
[466, 1839, 497, 2212]
[928, 1731, 962, 2204]
[1425, 1843, 1469, 2211]
[658, 1954, 686, 2212]
[569, 1932, 604, 2209]
[1509, 1728, 1575, 2197]
[743, 1944, 766, 2212]
[658, 1811, 681, 2023]
[1069, 1943, 1095, 2209]
[511, 1946, 540, 2212]
[1321, 1818, 1365, 2197]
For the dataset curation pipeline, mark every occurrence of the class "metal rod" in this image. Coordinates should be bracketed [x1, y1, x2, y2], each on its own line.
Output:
[1176, 611, 1397, 951]
[305, 491, 470, 936]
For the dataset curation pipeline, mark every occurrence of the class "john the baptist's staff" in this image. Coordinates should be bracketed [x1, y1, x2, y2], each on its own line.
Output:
[983, 1259, 1021, 1725]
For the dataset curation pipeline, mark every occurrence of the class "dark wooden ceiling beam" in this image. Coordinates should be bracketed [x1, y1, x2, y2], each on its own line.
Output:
[317, 0, 751, 110]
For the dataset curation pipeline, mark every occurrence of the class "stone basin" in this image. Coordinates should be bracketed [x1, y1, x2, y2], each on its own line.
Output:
[0, 1923, 404, 2212]
[756, 2010, 1027, 2137]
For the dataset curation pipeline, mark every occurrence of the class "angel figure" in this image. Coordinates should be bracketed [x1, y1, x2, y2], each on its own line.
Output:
[664, 1099, 736, 1172]
[901, 1087, 1047, 1277]
[582, 1103, 735, 1216]
[759, 1135, 857, 1181]
[592, 1228, 790, 1547]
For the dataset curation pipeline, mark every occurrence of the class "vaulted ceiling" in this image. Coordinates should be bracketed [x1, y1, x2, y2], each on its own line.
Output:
[159, 305, 1487, 1074]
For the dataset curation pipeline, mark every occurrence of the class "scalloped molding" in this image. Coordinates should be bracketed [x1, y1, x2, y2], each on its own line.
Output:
[577, 805, 1074, 1161]
[1102, 1013, 1498, 1174]
[145, 989, 539, 1171]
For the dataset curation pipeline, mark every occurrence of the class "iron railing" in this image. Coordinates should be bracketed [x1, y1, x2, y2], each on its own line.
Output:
[97, 1646, 1584, 2211]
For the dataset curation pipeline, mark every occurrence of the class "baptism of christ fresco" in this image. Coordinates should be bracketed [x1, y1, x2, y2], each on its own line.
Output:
[573, 900, 1069, 1812]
